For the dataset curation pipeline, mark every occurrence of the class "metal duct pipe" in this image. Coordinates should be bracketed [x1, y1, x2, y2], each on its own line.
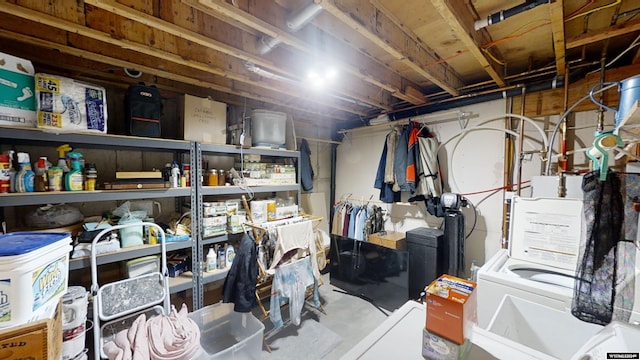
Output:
[475, 0, 549, 30]
[257, 2, 323, 55]
[287, 3, 323, 32]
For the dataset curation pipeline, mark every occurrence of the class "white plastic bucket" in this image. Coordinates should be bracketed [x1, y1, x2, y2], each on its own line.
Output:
[62, 286, 88, 360]
[251, 110, 287, 148]
[0, 232, 72, 328]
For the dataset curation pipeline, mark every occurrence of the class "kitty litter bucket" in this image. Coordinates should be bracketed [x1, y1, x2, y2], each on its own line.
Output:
[0, 232, 72, 328]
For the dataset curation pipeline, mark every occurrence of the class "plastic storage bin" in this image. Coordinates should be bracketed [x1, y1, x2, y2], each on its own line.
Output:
[251, 109, 287, 148]
[188, 302, 264, 359]
[0, 232, 72, 328]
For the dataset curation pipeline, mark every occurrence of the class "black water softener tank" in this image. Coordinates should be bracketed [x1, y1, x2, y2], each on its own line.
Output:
[406, 227, 445, 300]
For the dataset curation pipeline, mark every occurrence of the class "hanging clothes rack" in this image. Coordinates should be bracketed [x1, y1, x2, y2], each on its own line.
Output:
[240, 197, 326, 322]
[337, 109, 477, 134]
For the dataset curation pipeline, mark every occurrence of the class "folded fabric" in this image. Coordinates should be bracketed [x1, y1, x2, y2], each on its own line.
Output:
[103, 304, 201, 360]
[147, 304, 201, 360]
[103, 315, 137, 360]
[72, 238, 121, 258]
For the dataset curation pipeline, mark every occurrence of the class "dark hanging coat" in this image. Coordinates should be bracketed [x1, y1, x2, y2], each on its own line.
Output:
[223, 232, 258, 312]
[300, 138, 314, 191]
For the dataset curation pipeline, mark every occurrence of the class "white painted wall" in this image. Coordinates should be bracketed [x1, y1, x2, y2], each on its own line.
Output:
[332, 98, 616, 278]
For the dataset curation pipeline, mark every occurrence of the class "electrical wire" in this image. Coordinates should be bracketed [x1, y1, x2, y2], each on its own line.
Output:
[564, 0, 622, 22]
[464, 198, 477, 240]
[461, 180, 532, 196]
[482, 48, 506, 65]
[236, 97, 254, 201]
[605, 33, 640, 68]
[482, 21, 550, 50]
[565, 0, 595, 20]
[441, 126, 522, 194]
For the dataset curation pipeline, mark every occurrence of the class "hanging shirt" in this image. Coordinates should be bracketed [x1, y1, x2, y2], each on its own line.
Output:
[375, 140, 401, 203]
[393, 126, 410, 192]
[348, 205, 359, 238]
[354, 206, 368, 241]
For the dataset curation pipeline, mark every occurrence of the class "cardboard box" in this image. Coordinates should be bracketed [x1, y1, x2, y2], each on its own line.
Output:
[180, 94, 227, 144]
[425, 274, 477, 344]
[422, 328, 470, 360]
[0, 300, 62, 360]
[0, 52, 36, 127]
[368, 231, 406, 250]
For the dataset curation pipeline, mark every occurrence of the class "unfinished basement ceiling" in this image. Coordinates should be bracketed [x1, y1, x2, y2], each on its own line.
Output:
[1, 0, 639, 129]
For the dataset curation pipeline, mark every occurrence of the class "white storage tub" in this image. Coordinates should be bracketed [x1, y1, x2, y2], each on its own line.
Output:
[189, 302, 264, 359]
[251, 109, 287, 148]
[0, 232, 72, 328]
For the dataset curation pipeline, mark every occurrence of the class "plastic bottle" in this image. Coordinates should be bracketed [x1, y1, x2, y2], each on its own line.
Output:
[225, 243, 235, 268]
[183, 164, 191, 187]
[468, 259, 480, 282]
[47, 166, 63, 191]
[206, 247, 217, 272]
[84, 163, 98, 191]
[34, 157, 47, 192]
[65, 152, 84, 191]
[217, 245, 226, 269]
[170, 161, 180, 188]
[15, 152, 34, 193]
[7, 150, 16, 193]
[56, 144, 72, 175]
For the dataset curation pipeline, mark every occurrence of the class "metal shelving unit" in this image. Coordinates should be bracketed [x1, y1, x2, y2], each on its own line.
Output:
[68, 240, 194, 270]
[0, 127, 301, 310]
[190, 143, 301, 309]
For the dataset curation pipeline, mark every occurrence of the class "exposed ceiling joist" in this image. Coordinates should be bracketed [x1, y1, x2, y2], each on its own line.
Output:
[188, 0, 427, 105]
[429, 0, 505, 86]
[548, 0, 566, 75]
[0, 1, 370, 116]
[85, 0, 390, 111]
[314, 0, 465, 96]
[0, 29, 353, 122]
[566, 17, 640, 49]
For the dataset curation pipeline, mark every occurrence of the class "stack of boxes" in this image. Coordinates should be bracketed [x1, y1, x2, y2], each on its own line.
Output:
[423, 274, 477, 360]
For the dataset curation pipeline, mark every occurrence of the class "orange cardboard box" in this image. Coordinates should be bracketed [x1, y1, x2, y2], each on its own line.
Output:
[425, 274, 477, 345]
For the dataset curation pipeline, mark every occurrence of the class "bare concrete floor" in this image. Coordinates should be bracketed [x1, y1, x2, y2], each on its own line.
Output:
[258, 272, 394, 359]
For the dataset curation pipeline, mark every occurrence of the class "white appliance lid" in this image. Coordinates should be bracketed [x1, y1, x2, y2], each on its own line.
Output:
[509, 197, 583, 271]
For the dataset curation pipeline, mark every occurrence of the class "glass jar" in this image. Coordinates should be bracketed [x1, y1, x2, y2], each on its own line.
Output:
[218, 169, 226, 186]
[208, 169, 218, 186]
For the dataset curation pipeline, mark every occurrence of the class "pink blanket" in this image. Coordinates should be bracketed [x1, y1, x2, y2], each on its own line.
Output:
[103, 304, 201, 360]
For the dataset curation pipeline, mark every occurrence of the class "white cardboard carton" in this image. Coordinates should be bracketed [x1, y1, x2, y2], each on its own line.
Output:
[0, 52, 36, 127]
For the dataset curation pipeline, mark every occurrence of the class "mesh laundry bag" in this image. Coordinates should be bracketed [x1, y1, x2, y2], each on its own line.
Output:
[572, 171, 623, 325]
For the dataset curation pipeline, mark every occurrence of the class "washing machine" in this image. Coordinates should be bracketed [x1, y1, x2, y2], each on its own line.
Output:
[477, 197, 585, 328]
[478, 196, 640, 329]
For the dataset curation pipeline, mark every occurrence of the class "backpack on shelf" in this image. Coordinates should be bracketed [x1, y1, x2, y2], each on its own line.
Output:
[125, 82, 162, 137]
